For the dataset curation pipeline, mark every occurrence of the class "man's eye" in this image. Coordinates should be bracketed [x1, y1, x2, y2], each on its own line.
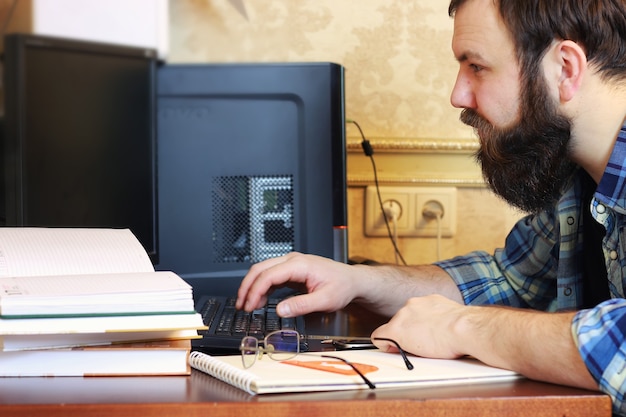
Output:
[469, 63, 483, 72]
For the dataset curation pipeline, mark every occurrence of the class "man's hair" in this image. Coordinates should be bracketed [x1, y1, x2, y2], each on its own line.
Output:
[448, 0, 626, 84]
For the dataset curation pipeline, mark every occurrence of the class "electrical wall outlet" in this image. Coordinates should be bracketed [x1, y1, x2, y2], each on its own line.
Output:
[364, 186, 457, 237]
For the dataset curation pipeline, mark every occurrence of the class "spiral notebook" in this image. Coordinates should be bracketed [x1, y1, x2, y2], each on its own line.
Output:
[189, 349, 520, 395]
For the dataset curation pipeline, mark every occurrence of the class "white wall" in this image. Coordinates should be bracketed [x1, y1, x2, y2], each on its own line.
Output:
[3, 0, 168, 58]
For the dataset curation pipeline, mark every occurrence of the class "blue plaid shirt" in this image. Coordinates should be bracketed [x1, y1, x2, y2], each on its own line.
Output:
[436, 125, 626, 415]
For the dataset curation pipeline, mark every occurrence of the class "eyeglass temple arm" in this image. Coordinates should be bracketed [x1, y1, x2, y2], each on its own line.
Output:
[372, 337, 414, 370]
[321, 354, 376, 389]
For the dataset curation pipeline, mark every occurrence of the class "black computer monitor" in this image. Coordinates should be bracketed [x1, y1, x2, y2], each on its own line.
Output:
[2, 34, 158, 261]
[155, 63, 347, 294]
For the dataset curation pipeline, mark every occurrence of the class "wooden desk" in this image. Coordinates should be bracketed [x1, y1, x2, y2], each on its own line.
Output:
[0, 305, 612, 417]
[0, 371, 611, 417]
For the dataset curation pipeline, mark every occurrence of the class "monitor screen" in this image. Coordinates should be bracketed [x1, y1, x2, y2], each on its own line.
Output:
[2, 34, 158, 261]
[155, 63, 346, 295]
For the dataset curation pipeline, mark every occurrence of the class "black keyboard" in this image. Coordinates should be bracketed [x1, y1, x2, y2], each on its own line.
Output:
[192, 295, 307, 352]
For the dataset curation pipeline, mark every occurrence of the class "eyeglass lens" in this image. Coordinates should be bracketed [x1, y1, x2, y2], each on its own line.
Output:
[241, 330, 300, 368]
[240, 336, 260, 368]
[265, 330, 300, 360]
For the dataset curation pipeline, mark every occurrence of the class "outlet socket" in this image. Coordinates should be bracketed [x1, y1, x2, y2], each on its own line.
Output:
[365, 186, 457, 237]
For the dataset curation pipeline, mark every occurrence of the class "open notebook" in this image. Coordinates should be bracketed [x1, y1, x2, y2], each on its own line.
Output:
[189, 349, 520, 395]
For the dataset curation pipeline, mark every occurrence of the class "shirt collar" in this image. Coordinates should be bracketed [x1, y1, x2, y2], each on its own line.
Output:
[595, 123, 626, 214]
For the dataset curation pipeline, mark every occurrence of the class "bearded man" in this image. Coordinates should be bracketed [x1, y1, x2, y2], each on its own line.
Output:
[236, 0, 626, 414]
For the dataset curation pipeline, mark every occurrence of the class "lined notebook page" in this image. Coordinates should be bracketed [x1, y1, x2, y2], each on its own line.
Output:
[0, 228, 154, 278]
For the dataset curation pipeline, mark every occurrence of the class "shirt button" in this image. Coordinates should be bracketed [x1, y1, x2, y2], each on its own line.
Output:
[567, 217, 575, 225]
[597, 204, 606, 214]
[564, 287, 573, 296]
[610, 250, 618, 260]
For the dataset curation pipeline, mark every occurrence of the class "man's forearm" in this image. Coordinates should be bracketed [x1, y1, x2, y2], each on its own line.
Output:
[457, 306, 598, 390]
[353, 264, 463, 317]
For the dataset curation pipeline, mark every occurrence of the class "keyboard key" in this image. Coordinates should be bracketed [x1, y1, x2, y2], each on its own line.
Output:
[194, 295, 306, 351]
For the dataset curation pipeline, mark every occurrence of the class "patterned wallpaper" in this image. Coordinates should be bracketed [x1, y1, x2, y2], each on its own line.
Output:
[169, 0, 475, 141]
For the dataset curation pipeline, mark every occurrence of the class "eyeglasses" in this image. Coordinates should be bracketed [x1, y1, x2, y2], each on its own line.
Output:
[239, 331, 414, 389]
[240, 330, 375, 389]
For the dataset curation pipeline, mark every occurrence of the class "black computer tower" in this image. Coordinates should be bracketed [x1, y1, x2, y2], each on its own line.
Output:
[154, 63, 347, 294]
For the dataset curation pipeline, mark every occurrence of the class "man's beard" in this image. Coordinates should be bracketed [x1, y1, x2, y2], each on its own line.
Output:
[460, 76, 577, 214]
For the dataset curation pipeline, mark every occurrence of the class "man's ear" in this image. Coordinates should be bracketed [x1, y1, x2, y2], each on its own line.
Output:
[555, 40, 587, 102]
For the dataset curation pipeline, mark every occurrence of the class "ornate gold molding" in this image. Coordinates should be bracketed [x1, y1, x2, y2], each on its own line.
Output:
[346, 137, 486, 187]
[346, 137, 479, 154]
[347, 175, 486, 186]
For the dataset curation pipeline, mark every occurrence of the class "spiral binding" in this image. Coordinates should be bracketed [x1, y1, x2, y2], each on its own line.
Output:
[189, 351, 257, 395]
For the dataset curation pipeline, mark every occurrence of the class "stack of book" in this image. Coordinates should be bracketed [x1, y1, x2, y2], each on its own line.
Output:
[0, 227, 206, 376]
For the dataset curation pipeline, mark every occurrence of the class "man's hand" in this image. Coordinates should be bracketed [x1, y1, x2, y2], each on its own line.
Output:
[236, 252, 358, 317]
[371, 294, 468, 359]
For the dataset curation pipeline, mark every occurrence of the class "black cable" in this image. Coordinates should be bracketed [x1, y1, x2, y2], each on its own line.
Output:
[348, 119, 408, 266]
